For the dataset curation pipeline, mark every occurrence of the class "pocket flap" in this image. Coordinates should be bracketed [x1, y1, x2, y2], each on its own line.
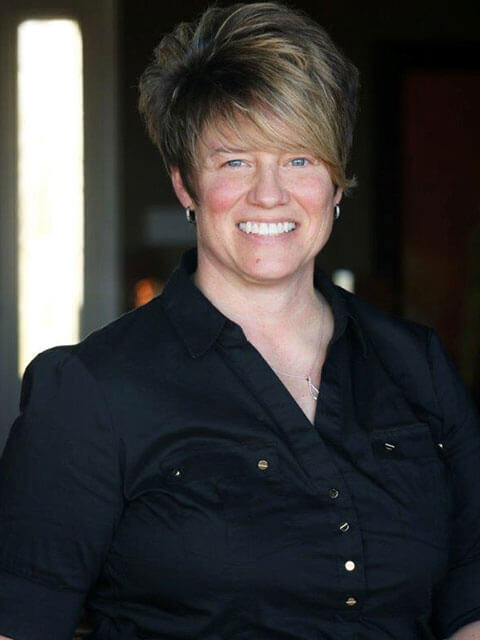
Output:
[370, 423, 443, 459]
[160, 441, 278, 484]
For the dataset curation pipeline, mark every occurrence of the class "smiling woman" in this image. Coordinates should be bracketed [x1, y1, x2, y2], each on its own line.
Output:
[0, 2, 479, 640]
[169, 119, 340, 287]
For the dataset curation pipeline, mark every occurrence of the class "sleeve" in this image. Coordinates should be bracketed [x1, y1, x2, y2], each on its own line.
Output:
[0, 347, 123, 640]
[428, 330, 480, 639]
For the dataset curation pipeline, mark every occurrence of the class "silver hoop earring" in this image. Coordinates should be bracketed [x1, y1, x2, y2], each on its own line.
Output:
[334, 204, 340, 220]
[185, 207, 196, 224]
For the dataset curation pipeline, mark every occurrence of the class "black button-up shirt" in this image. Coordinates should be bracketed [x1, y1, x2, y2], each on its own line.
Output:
[0, 246, 479, 640]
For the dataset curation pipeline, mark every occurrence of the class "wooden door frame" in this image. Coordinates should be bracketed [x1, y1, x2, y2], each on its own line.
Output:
[372, 41, 480, 316]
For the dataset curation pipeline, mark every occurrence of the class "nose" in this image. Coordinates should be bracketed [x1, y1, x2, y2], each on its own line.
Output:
[247, 164, 289, 208]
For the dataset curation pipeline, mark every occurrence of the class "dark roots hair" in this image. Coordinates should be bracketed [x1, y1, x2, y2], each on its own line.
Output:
[138, 2, 359, 202]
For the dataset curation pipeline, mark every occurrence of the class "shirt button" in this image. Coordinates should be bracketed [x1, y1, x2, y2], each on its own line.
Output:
[346, 596, 357, 606]
[257, 459, 269, 471]
[339, 522, 350, 532]
[345, 560, 356, 572]
[329, 488, 339, 499]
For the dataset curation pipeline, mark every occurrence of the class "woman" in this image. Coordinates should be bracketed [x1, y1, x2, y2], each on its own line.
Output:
[0, 3, 479, 639]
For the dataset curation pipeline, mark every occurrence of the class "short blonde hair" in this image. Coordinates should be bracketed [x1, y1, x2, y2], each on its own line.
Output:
[138, 2, 359, 202]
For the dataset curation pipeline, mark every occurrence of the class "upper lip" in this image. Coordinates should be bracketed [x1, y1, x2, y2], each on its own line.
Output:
[236, 220, 298, 224]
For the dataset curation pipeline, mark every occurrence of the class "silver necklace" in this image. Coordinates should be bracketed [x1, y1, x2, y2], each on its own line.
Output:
[271, 297, 326, 401]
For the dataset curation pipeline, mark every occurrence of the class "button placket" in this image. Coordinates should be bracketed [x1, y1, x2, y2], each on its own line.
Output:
[218, 331, 367, 612]
[326, 485, 365, 612]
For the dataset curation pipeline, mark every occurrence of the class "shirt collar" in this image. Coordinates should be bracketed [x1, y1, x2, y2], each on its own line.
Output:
[161, 246, 367, 359]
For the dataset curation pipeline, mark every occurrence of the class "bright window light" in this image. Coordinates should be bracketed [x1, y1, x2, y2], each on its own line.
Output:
[333, 269, 355, 293]
[17, 19, 84, 376]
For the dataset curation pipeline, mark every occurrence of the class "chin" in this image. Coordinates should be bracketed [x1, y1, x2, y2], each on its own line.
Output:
[237, 259, 299, 283]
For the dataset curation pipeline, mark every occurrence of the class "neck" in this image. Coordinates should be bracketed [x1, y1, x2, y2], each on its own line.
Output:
[191, 248, 326, 347]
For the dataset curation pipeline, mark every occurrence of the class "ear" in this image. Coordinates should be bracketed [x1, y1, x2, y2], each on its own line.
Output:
[170, 167, 194, 209]
[333, 185, 343, 206]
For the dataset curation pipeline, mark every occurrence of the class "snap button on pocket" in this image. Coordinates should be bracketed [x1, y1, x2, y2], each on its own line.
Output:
[370, 423, 449, 545]
[161, 446, 250, 484]
[217, 443, 293, 565]
[159, 444, 262, 565]
[371, 423, 442, 460]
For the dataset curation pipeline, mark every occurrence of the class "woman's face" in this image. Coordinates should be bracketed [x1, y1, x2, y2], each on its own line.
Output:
[171, 120, 342, 287]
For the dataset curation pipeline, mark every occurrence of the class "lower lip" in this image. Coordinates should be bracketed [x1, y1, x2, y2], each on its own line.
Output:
[236, 226, 298, 242]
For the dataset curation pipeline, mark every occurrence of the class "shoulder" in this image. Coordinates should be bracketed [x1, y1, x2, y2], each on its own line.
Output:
[25, 295, 174, 395]
[333, 287, 452, 417]
[337, 286, 434, 364]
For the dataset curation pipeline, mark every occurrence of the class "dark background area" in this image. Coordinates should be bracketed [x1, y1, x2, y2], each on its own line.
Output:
[118, 0, 480, 401]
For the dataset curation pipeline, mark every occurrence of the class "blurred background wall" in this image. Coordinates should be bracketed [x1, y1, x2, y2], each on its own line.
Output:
[1, 0, 479, 450]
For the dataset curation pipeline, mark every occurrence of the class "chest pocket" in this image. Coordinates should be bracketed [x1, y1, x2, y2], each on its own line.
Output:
[159, 441, 287, 565]
[160, 441, 278, 484]
[370, 422, 451, 547]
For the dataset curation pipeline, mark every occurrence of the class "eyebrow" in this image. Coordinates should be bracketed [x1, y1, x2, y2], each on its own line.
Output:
[207, 146, 250, 157]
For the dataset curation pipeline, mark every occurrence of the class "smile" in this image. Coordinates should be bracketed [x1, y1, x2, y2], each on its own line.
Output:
[237, 221, 297, 235]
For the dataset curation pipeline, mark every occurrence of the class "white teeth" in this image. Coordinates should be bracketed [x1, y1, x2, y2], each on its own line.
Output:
[238, 221, 296, 235]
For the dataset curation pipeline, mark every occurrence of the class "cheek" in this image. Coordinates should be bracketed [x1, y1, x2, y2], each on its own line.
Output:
[199, 177, 244, 216]
[290, 177, 334, 212]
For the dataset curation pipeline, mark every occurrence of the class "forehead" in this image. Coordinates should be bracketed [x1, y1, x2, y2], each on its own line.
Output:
[197, 113, 311, 158]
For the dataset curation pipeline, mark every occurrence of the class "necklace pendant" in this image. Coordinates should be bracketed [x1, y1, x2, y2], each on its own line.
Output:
[307, 376, 319, 401]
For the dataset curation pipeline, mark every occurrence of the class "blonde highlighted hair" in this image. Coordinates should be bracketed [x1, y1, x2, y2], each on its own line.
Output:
[138, 2, 359, 202]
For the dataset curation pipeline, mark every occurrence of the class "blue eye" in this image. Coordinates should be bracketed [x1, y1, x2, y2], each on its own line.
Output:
[226, 159, 245, 168]
[290, 157, 309, 167]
